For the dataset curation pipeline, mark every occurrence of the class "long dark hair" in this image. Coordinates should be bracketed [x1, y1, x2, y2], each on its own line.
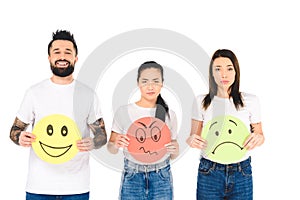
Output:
[137, 61, 169, 121]
[203, 49, 244, 110]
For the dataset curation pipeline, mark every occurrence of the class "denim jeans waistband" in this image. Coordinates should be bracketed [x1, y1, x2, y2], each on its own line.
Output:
[200, 157, 251, 172]
[124, 158, 170, 173]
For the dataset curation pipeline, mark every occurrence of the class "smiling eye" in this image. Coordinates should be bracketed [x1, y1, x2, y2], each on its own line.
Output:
[47, 124, 53, 136]
[151, 127, 161, 142]
[61, 126, 68, 136]
[135, 128, 146, 143]
[215, 131, 219, 136]
[228, 129, 232, 134]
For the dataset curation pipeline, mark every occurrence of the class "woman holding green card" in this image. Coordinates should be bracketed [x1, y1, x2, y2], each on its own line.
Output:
[187, 49, 265, 200]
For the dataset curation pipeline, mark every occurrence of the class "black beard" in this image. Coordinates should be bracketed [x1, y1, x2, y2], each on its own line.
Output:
[50, 60, 75, 77]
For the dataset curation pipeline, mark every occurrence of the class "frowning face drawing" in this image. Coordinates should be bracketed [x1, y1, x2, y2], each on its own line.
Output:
[126, 117, 171, 163]
[202, 115, 249, 164]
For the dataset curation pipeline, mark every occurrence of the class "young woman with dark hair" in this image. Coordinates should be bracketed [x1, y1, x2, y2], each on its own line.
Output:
[187, 49, 265, 200]
[108, 61, 179, 200]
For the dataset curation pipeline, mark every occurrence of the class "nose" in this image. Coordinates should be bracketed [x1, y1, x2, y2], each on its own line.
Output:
[221, 70, 227, 78]
[147, 83, 154, 89]
[60, 54, 65, 60]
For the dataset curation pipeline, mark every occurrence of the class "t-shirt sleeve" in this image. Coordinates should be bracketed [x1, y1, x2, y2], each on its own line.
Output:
[249, 95, 261, 124]
[191, 95, 204, 121]
[87, 92, 103, 124]
[16, 89, 35, 124]
[111, 106, 125, 134]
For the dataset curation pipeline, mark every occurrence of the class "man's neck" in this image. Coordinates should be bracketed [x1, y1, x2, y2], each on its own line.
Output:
[50, 75, 74, 85]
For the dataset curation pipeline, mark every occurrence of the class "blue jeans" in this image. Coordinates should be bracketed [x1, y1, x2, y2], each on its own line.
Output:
[197, 157, 253, 200]
[120, 159, 173, 200]
[26, 192, 89, 200]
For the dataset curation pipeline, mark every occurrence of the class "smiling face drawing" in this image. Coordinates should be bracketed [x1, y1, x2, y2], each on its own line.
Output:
[32, 114, 81, 164]
[126, 117, 171, 163]
[202, 115, 249, 164]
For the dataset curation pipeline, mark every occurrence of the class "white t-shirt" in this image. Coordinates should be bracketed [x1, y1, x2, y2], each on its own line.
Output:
[111, 103, 177, 165]
[192, 92, 261, 162]
[17, 79, 102, 195]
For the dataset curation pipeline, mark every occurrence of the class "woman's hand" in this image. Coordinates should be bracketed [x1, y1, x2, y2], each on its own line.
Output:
[244, 122, 265, 150]
[114, 134, 130, 149]
[243, 133, 265, 150]
[186, 134, 207, 150]
[107, 132, 130, 154]
[165, 140, 179, 159]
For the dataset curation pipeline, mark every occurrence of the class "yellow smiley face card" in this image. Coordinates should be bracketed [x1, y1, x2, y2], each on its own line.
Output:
[32, 114, 81, 164]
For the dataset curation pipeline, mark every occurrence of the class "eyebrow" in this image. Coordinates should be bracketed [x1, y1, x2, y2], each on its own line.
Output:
[149, 121, 157, 128]
[137, 122, 147, 129]
[214, 64, 233, 68]
[141, 78, 160, 80]
[52, 48, 73, 52]
[229, 119, 237, 126]
[209, 121, 218, 130]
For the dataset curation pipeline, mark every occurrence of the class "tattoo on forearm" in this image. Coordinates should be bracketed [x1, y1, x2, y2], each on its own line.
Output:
[89, 118, 107, 149]
[10, 117, 29, 145]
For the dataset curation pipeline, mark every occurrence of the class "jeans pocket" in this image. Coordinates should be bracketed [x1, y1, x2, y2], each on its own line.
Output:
[123, 169, 136, 181]
[241, 164, 252, 177]
[158, 165, 171, 180]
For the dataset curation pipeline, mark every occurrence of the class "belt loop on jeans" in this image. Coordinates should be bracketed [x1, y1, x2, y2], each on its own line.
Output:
[155, 165, 159, 173]
[135, 164, 138, 173]
[238, 163, 242, 172]
[212, 162, 216, 170]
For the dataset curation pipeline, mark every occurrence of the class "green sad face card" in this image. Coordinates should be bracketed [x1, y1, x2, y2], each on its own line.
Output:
[201, 115, 249, 164]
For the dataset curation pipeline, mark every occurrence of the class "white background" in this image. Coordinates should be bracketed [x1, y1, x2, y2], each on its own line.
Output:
[1, 0, 299, 199]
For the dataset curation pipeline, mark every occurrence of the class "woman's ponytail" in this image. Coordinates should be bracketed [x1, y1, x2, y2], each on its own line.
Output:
[155, 94, 169, 122]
